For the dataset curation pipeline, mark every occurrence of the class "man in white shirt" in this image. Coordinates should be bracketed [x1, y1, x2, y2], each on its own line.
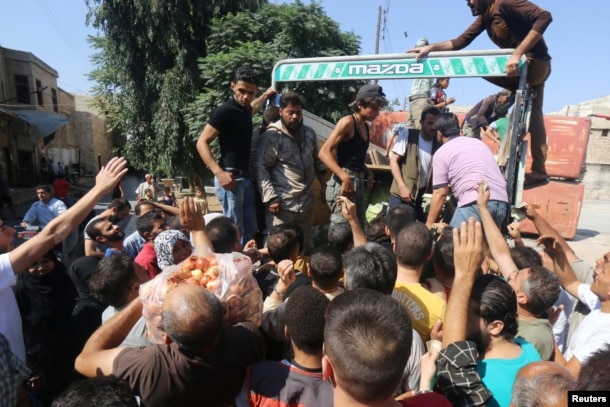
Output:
[0, 158, 127, 362]
[388, 106, 441, 222]
[541, 240, 610, 377]
[134, 173, 160, 199]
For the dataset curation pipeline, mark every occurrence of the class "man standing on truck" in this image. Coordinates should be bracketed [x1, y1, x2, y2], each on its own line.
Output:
[410, 0, 552, 189]
[196, 66, 276, 245]
[319, 84, 388, 227]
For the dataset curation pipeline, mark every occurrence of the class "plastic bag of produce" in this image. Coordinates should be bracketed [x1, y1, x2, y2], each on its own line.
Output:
[139, 251, 263, 344]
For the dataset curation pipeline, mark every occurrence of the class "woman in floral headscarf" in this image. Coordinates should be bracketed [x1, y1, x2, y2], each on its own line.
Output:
[154, 229, 193, 270]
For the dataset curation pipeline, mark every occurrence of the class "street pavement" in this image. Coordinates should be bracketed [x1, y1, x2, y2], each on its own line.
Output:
[5, 176, 609, 267]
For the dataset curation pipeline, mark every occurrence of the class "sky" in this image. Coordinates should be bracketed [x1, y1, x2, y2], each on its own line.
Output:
[1, 0, 610, 113]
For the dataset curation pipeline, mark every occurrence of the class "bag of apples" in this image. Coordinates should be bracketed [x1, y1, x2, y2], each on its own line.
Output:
[139, 251, 263, 344]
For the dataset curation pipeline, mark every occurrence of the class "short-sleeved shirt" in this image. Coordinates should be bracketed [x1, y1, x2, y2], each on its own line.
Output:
[392, 132, 434, 187]
[392, 282, 446, 342]
[432, 136, 508, 207]
[53, 179, 71, 198]
[134, 243, 161, 279]
[208, 97, 253, 172]
[113, 322, 265, 407]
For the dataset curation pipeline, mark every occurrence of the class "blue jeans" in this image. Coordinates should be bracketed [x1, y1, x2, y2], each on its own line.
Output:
[214, 177, 257, 246]
[450, 200, 508, 230]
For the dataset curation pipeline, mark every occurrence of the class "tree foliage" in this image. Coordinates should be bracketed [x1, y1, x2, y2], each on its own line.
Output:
[185, 1, 364, 141]
[85, 0, 363, 178]
[85, 0, 266, 176]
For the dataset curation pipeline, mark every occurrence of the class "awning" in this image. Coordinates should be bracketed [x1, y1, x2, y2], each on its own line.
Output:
[0, 106, 68, 142]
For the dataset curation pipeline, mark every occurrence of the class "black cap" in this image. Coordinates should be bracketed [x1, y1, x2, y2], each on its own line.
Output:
[356, 84, 386, 100]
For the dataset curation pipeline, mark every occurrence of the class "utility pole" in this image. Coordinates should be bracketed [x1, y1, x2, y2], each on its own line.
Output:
[373, 5, 381, 84]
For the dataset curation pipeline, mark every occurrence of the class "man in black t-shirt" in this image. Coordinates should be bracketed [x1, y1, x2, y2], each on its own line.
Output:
[196, 67, 276, 245]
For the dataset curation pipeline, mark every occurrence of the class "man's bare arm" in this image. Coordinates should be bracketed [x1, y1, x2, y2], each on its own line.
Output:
[336, 196, 367, 248]
[75, 297, 142, 377]
[443, 218, 483, 348]
[179, 197, 212, 251]
[251, 87, 277, 114]
[524, 203, 579, 263]
[425, 187, 448, 228]
[537, 236, 580, 299]
[476, 182, 517, 280]
[10, 157, 127, 272]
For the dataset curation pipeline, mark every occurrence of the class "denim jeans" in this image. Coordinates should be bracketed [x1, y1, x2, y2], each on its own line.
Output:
[450, 200, 508, 230]
[214, 177, 257, 246]
[388, 187, 428, 223]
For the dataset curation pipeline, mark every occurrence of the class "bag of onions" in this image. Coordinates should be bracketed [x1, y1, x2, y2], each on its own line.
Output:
[139, 251, 263, 344]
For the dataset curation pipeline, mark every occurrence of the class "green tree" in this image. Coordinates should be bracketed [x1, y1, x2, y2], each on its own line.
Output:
[85, 0, 266, 176]
[185, 1, 364, 143]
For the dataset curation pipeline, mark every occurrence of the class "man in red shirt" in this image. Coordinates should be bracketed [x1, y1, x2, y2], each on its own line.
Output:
[53, 174, 87, 206]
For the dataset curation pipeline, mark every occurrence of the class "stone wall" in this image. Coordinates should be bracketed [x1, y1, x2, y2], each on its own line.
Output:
[73, 95, 113, 176]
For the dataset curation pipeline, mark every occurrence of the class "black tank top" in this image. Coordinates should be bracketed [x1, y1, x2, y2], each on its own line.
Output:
[336, 115, 369, 172]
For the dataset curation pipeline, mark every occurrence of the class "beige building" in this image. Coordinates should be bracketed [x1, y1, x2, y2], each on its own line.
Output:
[0, 46, 116, 187]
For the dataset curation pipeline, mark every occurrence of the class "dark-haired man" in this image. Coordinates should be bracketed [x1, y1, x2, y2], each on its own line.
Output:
[134, 211, 168, 279]
[84, 198, 132, 258]
[0, 157, 126, 364]
[197, 66, 276, 245]
[257, 91, 326, 249]
[426, 112, 508, 229]
[85, 217, 126, 255]
[478, 186, 560, 360]
[462, 89, 513, 140]
[235, 286, 332, 407]
[323, 289, 450, 406]
[392, 222, 446, 342]
[319, 83, 389, 226]
[89, 254, 150, 348]
[76, 284, 265, 407]
[389, 106, 441, 221]
[409, 0, 552, 188]
[436, 218, 539, 407]
[21, 185, 67, 229]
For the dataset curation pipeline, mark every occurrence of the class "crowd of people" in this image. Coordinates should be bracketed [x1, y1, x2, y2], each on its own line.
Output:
[2, 1, 608, 406]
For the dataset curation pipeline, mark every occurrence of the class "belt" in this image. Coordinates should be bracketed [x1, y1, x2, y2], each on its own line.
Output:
[342, 167, 366, 179]
[409, 94, 428, 102]
[223, 167, 249, 179]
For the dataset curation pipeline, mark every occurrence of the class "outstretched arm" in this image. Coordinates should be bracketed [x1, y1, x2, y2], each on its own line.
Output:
[537, 236, 580, 299]
[10, 157, 127, 272]
[443, 217, 483, 347]
[425, 186, 448, 228]
[523, 203, 579, 263]
[336, 196, 367, 247]
[476, 181, 517, 280]
[179, 197, 211, 252]
[75, 296, 142, 377]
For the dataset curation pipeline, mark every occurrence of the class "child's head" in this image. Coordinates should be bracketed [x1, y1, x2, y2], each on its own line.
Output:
[194, 186, 203, 197]
[308, 244, 343, 291]
[163, 186, 171, 195]
[154, 230, 193, 269]
[144, 188, 153, 198]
